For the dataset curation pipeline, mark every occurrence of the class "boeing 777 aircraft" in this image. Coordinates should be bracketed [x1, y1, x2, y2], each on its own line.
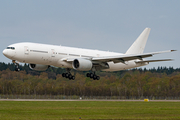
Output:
[2, 28, 175, 80]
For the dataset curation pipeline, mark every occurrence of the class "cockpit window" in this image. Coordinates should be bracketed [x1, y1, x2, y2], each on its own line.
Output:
[7, 47, 15, 50]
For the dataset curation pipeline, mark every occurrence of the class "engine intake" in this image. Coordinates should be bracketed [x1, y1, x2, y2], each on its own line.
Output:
[73, 59, 92, 71]
[29, 64, 49, 71]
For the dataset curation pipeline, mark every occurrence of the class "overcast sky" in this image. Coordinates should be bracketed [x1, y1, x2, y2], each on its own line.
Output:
[0, 0, 179, 69]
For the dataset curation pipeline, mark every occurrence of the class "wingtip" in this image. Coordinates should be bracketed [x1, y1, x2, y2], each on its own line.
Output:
[171, 50, 177, 52]
[167, 59, 174, 61]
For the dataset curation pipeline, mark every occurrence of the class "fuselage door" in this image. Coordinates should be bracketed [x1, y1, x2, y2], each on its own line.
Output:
[51, 49, 55, 57]
[24, 46, 29, 55]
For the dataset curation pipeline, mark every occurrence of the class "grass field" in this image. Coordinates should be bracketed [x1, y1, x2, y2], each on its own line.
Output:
[0, 101, 180, 119]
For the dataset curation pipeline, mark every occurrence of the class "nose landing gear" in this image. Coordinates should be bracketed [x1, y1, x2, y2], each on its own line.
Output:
[15, 66, 20, 72]
[12, 60, 20, 72]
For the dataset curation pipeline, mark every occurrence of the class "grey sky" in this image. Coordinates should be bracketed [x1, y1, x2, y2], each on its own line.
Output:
[0, 0, 179, 69]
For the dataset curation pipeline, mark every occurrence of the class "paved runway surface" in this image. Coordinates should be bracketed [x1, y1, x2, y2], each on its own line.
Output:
[0, 99, 180, 102]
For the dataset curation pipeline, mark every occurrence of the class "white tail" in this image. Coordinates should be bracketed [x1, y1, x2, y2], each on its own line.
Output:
[125, 28, 151, 54]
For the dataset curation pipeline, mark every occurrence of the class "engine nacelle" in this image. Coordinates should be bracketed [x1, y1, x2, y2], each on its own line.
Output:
[29, 64, 49, 71]
[73, 59, 92, 71]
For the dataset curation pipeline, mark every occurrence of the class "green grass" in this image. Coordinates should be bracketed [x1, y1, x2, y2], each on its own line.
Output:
[0, 101, 180, 119]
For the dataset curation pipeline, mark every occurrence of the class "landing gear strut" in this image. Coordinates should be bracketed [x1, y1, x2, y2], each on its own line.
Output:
[86, 72, 100, 80]
[62, 68, 75, 80]
[12, 60, 20, 72]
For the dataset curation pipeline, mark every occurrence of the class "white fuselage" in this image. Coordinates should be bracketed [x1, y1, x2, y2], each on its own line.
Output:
[3, 42, 148, 71]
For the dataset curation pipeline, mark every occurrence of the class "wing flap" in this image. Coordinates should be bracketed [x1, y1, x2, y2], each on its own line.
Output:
[135, 59, 173, 63]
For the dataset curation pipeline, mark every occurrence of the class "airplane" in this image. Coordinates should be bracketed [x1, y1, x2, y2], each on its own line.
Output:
[2, 28, 175, 80]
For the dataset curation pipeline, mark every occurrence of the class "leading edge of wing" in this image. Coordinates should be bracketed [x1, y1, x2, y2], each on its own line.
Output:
[92, 50, 176, 63]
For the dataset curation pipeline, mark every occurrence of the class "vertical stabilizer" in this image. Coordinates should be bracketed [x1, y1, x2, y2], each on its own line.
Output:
[125, 28, 151, 54]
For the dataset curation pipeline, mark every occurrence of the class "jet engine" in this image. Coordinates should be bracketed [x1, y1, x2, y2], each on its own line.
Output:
[73, 59, 92, 71]
[29, 64, 49, 71]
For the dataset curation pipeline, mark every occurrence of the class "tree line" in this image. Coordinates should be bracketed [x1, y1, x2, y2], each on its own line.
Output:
[0, 62, 180, 97]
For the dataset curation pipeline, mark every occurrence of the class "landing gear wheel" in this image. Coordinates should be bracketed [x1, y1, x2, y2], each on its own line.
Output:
[93, 75, 97, 80]
[68, 75, 75, 80]
[96, 76, 100, 80]
[72, 76, 75, 80]
[62, 68, 76, 80]
[68, 74, 72, 80]
[65, 73, 69, 78]
[62, 73, 65, 77]
[86, 72, 100, 80]
[86, 73, 90, 77]
[90, 73, 94, 78]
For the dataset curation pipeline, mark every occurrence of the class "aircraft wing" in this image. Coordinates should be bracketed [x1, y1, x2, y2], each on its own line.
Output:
[92, 50, 176, 63]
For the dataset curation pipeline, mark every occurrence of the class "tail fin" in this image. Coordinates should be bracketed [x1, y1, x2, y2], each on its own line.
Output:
[125, 28, 151, 54]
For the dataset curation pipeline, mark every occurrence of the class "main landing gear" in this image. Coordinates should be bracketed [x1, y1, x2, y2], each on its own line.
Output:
[86, 72, 100, 80]
[62, 68, 75, 80]
[12, 60, 20, 72]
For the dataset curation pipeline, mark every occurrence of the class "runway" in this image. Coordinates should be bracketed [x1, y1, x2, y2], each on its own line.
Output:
[0, 99, 180, 102]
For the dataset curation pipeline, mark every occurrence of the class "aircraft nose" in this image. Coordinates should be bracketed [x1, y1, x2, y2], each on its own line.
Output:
[3, 48, 15, 59]
[3, 49, 8, 56]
